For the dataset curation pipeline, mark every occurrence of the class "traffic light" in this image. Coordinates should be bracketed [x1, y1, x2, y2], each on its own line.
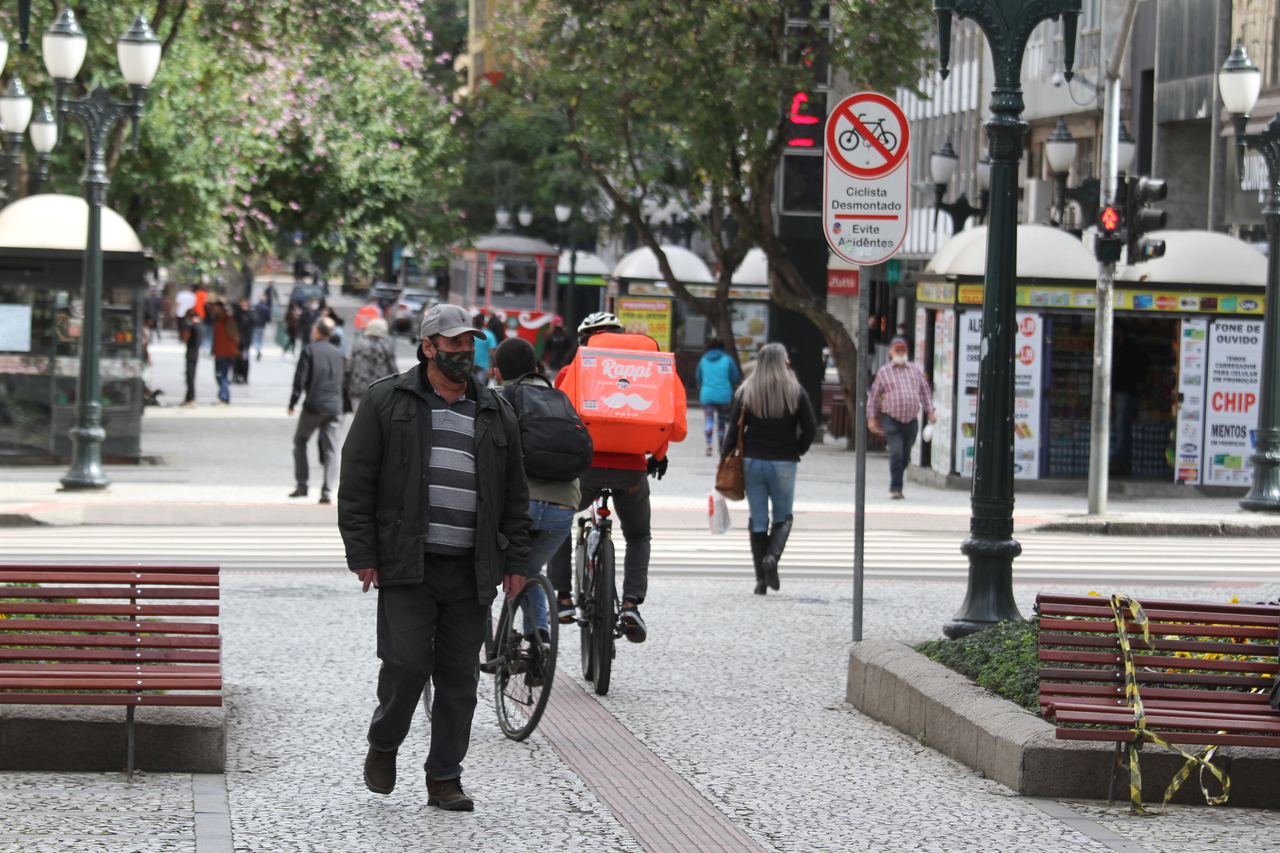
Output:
[785, 91, 826, 149]
[1124, 176, 1168, 264]
[1095, 203, 1122, 262]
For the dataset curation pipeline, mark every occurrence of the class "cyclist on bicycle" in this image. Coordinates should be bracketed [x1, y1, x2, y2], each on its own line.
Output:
[546, 312, 687, 642]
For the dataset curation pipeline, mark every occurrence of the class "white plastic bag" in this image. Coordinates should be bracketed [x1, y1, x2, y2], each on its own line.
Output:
[707, 490, 731, 535]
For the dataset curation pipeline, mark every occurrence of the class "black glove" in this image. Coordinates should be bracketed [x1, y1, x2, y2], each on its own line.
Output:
[646, 455, 668, 480]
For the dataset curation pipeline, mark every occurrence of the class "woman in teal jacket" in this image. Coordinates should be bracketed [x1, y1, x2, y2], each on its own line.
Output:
[695, 338, 741, 455]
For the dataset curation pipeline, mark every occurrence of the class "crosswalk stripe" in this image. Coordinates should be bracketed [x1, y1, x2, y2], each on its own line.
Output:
[0, 526, 1274, 584]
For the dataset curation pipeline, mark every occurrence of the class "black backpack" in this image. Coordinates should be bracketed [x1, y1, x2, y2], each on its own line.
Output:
[502, 373, 594, 481]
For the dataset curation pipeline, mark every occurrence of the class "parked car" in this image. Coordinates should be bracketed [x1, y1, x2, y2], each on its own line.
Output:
[369, 283, 402, 315]
[289, 284, 326, 306]
[391, 289, 436, 336]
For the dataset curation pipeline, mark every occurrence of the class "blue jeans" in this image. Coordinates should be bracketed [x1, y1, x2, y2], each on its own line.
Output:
[881, 414, 918, 493]
[521, 500, 576, 636]
[214, 357, 233, 402]
[743, 458, 798, 533]
[704, 403, 730, 450]
[251, 326, 264, 357]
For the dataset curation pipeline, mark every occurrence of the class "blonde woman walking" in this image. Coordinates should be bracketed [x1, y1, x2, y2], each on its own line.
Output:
[721, 343, 816, 595]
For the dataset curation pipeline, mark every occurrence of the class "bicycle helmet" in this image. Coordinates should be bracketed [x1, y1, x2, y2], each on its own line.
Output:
[578, 311, 623, 341]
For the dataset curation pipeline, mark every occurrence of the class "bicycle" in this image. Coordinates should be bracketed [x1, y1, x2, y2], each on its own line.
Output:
[572, 491, 621, 696]
[422, 573, 559, 742]
[837, 114, 898, 153]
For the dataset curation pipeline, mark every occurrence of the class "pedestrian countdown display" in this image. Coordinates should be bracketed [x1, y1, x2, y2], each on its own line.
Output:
[823, 92, 911, 266]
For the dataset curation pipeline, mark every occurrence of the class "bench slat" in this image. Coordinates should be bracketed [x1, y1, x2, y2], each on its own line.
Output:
[1041, 682, 1273, 704]
[0, 634, 219, 649]
[0, 677, 221, 689]
[0, 649, 220, 664]
[0, 693, 222, 706]
[0, 572, 219, 586]
[1040, 594, 1280, 617]
[1048, 700, 1278, 722]
[1055, 728, 1280, 748]
[1, 587, 220, 600]
[0, 618, 218, 634]
[1039, 617, 1278, 640]
[1040, 648, 1278, 676]
[1044, 698, 1277, 717]
[1055, 708, 1280, 734]
[1039, 667, 1269, 689]
[0, 563, 218, 574]
[1039, 632, 1278, 656]
[0, 603, 218, 617]
[0, 663, 218, 674]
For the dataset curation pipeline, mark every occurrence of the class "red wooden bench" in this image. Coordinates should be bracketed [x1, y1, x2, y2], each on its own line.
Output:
[1037, 593, 1280, 808]
[0, 563, 222, 777]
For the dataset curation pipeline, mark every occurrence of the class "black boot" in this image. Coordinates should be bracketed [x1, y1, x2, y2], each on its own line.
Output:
[749, 531, 770, 595]
[761, 515, 792, 591]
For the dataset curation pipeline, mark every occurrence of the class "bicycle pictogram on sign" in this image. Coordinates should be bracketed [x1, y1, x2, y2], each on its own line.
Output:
[825, 92, 909, 179]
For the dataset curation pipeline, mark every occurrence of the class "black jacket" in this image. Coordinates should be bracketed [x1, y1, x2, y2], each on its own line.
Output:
[338, 367, 532, 601]
[291, 339, 345, 415]
[721, 389, 817, 462]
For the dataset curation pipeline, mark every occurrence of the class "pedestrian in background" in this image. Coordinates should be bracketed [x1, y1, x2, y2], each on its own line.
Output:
[288, 317, 344, 504]
[233, 298, 253, 384]
[696, 337, 741, 456]
[542, 316, 574, 375]
[345, 318, 398, 413]
[471, 314, 498, 385]
[174, 283, 197, 331]
[338, 303, 531, 812]
[251, 296, 271, 361]
[208, 301, 240, 405]
[486, 311, 505, 343]
[297, 298, 321, 349]
[283, 302, 300, 356]
[180, 309, 201, 407]
[867, 336, 936, 500]
[722, 343, 815, 595]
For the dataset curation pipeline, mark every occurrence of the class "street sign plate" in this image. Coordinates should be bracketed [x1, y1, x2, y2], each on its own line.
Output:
[823, 92, 910, 266]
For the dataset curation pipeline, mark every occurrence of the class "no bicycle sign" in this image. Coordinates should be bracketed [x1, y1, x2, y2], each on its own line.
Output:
[823, 92, 910, 266]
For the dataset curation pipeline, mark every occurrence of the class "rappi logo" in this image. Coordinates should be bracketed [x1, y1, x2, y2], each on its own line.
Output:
[1018, 345, 1035, 366]
[1019, 316, 1036, 337]
[1211, 391, 1257, 413]
[600, 358, 653, 380]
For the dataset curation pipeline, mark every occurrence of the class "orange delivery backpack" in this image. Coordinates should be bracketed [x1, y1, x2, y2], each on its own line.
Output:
[559, 332, 688, 455]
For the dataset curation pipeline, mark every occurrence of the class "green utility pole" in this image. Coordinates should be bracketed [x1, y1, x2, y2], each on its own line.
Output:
[934, 0, 1083, 639]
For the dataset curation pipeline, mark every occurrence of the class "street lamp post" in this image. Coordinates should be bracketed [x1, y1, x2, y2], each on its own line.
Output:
[0, 76, 31, 203]
[28, 103, 56, 193]
[555, 202, 577, 319]
[929, 139, 988, 233]
[935, 0, 1082, 638]
[45, 10, 163, 490]
[1219, 42, 1280, 513]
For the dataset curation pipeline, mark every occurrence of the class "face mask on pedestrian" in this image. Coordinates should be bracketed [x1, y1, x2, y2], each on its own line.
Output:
[432, 347, 475, 384]
[891, 352, 908, 365]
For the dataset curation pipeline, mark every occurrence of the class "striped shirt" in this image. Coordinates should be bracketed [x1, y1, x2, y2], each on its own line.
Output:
[423, 387, 479, 555]
[867, 361, 934, 423]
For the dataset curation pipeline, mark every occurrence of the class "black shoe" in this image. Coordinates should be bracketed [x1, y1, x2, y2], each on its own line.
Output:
[750, 531, 770, 595]
[761, 515, 792, 592]
[426, 775, 474, 811]
[363, 747, 396, 794]
[318, 495, 332, 505]
[289, 487, 307, 498]
[619, 605, 647, 643]
[557, 597, 576, 623]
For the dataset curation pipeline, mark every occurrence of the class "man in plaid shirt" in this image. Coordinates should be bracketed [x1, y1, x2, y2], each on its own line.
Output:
[867, 336, 936, 499]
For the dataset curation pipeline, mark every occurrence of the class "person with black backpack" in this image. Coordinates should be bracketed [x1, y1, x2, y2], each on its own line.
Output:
[493, 337, 593, 640]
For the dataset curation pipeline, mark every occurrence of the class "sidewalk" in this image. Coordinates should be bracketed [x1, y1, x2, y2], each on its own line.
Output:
[4, 574, 1278, 852]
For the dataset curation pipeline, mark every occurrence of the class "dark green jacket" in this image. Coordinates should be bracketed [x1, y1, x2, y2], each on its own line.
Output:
[338, 366, 532, 603]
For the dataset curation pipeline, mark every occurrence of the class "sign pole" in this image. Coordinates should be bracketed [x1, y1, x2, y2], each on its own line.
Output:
[853, 275, 869, 641]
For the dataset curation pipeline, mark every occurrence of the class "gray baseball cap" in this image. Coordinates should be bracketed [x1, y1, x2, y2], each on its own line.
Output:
[419, 303, 484, 340]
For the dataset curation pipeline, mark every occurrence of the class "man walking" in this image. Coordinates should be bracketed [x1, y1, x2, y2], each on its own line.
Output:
[180, 309, 201, 407]
[338, 304, 531, 812]
[289, 317, 344, 503]
[867, 336, 936, 500]
[208, 301, 240, 405]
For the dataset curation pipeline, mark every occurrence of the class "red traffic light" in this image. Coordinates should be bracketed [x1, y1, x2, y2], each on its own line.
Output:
[1099, 205, 1120, 233]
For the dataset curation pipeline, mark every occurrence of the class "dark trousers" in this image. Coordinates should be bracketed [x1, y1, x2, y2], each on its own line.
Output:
[882, 414, 918, 493]
[293, 410, 340, 498]
[547, 466, 650, 604]
[367, 553, 487, 782]
[184, 358, 198, 402]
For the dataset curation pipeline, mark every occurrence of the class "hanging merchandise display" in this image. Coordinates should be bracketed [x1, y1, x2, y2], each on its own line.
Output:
[930, 309, 955, 476]
[1174, 318, 1209, 484]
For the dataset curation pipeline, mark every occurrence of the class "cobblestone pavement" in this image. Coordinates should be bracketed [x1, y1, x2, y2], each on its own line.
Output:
[3, 575, 1279, 852]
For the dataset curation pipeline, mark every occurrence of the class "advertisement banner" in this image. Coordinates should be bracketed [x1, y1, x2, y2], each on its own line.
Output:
[730, 302, 769, 361]
[1175, 318, 1209, 484]
[911, 307, 928, 468]
[953, 311, 1042, 479]
[955, 311, 982, 476]
[615, 298, 672, 351]
[1203, 319, 1263, 485]
[930, 309, 955, 475]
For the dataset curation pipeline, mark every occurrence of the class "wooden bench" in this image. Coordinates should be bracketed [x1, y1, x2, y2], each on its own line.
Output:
[1038, 592, 1280, 807]
[0, 562, 222, 776]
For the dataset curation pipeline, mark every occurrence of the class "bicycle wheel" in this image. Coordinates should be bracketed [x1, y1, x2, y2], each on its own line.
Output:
[838, 129, 859, 150]
[591, 537, 616, 696]
[493, 575, 559, 741]
[575, 530, 595, 682]
[879, 130, 898, 152]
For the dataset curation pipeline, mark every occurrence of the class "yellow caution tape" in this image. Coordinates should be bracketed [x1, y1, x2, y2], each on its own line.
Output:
[1108, 594, 1230, 813]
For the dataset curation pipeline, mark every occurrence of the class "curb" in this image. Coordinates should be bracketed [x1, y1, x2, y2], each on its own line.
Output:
[845, 641, 1280, 807]
[1032, 518, 1280, 537]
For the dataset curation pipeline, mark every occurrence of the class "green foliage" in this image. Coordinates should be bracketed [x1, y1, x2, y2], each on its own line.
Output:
[916, 617, 1041, 711]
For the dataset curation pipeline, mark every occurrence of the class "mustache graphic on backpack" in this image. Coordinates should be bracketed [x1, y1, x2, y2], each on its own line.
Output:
[600, 392, 653, 411]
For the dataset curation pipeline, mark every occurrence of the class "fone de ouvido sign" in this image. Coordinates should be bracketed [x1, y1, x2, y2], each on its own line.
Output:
[823, 92, 910, 266]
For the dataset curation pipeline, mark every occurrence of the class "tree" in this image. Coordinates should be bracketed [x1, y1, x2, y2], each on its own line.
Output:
[511, 0, 932, 438]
